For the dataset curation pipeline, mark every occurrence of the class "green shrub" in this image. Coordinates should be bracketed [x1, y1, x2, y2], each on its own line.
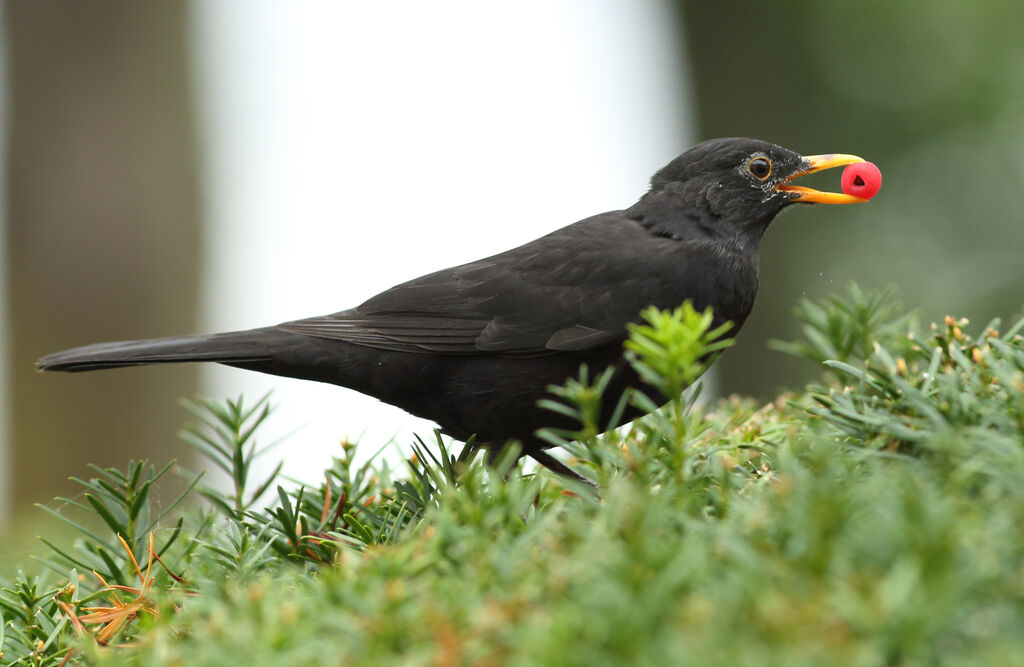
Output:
[3, 285, 1023, 666]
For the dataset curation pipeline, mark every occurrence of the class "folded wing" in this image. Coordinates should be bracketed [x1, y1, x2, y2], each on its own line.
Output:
[279, 213, 677, 356]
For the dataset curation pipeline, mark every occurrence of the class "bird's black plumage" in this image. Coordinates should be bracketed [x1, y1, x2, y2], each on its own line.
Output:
[37, 138, 865, 469]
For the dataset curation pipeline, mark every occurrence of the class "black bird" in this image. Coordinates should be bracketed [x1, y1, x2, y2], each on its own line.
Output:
[38, 138, 870, 477]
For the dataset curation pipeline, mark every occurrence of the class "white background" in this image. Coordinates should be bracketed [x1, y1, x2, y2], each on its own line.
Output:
[0, 1, 692, 510]
[190, 0, 692, 484]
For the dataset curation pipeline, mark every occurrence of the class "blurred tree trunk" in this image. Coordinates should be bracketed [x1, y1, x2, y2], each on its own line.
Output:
[4, 1, 200, 510]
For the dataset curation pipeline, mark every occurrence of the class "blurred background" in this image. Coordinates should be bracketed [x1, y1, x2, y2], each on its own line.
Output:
[1, 0, 1022, 528]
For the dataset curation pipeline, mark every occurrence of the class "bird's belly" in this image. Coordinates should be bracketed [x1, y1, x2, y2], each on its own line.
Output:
[268, 340, 644, 451]
[390, 345, 639, 447]
[231, 337, 633, 449]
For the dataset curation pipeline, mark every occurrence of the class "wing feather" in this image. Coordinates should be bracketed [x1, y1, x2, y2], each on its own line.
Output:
[278, 213, 687, 355]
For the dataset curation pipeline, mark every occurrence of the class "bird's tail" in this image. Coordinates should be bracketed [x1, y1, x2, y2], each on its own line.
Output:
[36, 328, 280, 373]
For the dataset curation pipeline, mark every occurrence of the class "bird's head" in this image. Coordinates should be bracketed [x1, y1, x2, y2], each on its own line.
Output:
[631, 137, 870, 246]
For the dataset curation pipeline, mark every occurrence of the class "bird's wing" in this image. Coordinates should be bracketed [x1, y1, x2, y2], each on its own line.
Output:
[279, 213, 683, 355]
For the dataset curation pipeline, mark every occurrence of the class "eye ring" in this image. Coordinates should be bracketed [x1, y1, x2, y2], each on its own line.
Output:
[746, 157, 772, 180]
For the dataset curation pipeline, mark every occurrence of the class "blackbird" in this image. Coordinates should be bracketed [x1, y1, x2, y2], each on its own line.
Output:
[38, 138, 869, 477]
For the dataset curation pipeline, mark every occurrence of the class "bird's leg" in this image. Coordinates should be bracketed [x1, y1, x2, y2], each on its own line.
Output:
[529, 450, 600, 490]
[482, 444, 598, 490]
[483, 443, 523, 479]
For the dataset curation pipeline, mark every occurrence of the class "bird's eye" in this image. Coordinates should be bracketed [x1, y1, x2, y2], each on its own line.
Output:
[746, 157, 772, 180]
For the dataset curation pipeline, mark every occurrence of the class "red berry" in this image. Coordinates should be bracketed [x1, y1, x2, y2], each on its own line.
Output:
[841, 161, 882, 200]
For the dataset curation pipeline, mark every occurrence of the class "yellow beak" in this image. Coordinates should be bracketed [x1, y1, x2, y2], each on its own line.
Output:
[774, 153, 868, 204]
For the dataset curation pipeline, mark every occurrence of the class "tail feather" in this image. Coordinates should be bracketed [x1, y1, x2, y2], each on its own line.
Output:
[36, 329, 278, 373]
